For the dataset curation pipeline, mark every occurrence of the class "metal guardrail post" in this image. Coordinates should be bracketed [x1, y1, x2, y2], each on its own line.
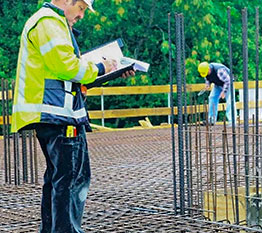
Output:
[168, 92, 171, 124]
[101, 88, 105, 127]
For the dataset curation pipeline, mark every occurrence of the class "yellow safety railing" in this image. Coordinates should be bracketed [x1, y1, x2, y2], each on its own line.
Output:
[1, 81, 262, 125]
[85, 81, 262, 120]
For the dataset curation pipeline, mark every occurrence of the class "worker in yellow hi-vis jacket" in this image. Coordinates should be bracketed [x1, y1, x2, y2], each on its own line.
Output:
[11, 0, 135, 232]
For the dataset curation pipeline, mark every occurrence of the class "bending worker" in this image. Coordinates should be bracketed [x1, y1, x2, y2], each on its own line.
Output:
[198, 61, 236, 126]
[11, 0, 135, 232]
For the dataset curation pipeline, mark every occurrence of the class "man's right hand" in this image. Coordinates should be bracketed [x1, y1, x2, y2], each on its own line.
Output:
[205, 84, 210, 90]
[102, 58, 117, 73]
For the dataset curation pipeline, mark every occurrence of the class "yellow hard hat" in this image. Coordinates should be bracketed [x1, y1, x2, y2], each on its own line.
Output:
[198, 62, 209, 77]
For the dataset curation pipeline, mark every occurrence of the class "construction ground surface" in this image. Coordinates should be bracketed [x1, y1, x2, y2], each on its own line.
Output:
[0, 127, 260, 232]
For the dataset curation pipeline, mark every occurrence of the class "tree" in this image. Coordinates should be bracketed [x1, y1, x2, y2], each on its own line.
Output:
[173, 0, 261, 83]
[0, 0, 261, 127]
[0, 1, 37, 80]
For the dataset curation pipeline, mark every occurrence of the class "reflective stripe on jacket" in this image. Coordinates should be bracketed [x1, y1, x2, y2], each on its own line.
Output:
[11, 6, 98, 132]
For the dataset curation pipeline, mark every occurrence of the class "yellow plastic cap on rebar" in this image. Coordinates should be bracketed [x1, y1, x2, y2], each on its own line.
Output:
[198, 62, 209, 77]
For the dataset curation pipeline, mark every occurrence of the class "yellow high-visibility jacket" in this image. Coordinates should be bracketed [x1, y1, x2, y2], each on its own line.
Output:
[11, 4, 98, 133]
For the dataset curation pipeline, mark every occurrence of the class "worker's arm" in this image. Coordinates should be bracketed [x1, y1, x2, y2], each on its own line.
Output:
[205, 79, 211, 89]
[217, 68, 231, 99]
[28, 17, 99, 84]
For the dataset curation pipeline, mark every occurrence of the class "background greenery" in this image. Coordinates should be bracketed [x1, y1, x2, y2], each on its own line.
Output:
[0, 0, 261, 127]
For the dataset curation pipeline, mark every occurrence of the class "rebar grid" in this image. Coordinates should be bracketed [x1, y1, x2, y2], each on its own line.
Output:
[183, 122, 262, 229]
[1, 128, 262, 232]
[0, 185, 261, 233]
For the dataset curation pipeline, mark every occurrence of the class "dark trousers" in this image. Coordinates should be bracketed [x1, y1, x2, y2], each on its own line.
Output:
[35, 124, 91, 233]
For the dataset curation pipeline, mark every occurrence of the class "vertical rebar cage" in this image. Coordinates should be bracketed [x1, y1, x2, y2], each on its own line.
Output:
[0, 78, 38, 186]
[171, 7, 262, 231]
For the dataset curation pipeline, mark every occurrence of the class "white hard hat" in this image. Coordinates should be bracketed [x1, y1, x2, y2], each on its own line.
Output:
[83, 0, 95, 12]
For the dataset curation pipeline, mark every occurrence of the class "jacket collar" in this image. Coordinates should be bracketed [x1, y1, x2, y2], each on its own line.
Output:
[42, 2, 81, 37]
[42, 2, 65, 17]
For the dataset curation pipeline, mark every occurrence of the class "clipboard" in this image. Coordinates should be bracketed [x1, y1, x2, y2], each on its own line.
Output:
[84, 63, 135, 89]
[81, 38, 149, 89]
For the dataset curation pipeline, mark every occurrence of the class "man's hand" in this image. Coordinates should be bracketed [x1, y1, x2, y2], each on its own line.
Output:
[102, 58, 118, 73]
[122, 70, 135, 78]
[205, 84, 210, 90]
[220, 91, 225, 99]
[102, 58, 135, 78]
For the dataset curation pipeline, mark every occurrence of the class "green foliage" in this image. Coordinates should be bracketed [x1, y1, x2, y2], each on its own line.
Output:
[0, 1, 37, 80]
[78, 0, 174, 85]
[1, 0, 262, 127]
[173, 0, 261, 82]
